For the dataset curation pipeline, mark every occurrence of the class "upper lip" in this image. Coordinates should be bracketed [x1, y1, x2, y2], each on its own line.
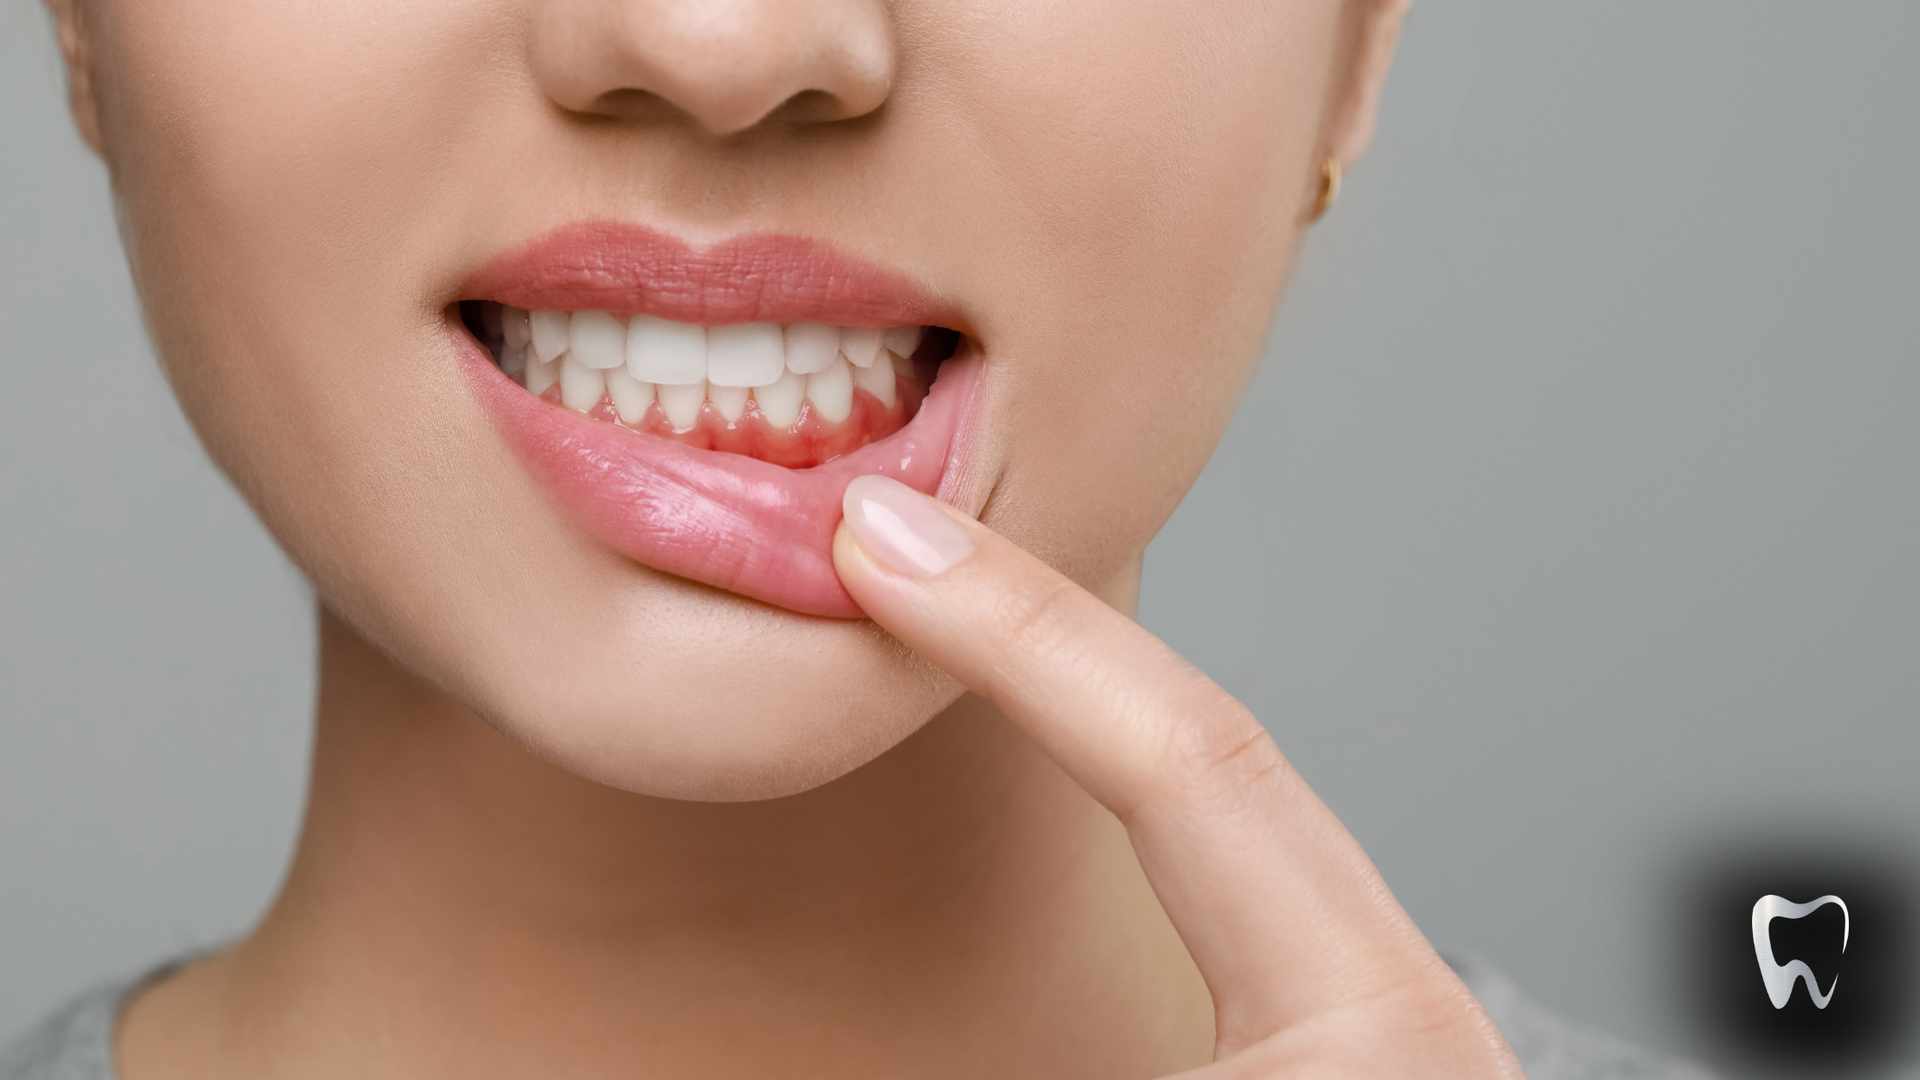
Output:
[460, 221, 955, 330]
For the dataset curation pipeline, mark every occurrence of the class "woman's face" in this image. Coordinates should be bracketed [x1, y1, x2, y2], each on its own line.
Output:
[57, 0, 1398, 799]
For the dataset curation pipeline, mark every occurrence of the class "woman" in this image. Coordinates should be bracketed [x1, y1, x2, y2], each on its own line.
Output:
[6, 0, 1690, 1076]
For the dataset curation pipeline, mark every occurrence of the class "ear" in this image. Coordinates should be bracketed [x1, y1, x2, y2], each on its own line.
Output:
[43, 0, 106, 157]
[1322, 0, 1412, 171]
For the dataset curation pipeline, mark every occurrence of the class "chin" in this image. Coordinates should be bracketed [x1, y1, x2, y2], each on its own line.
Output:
[466, 583, 966, 802]
[302, 481, 969, 803]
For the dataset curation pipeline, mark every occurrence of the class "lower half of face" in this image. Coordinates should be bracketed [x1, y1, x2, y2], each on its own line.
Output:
[91, 0, 1336, 799]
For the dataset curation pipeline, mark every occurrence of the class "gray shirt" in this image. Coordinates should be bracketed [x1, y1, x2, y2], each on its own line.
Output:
[0, 951, 1713, 1080]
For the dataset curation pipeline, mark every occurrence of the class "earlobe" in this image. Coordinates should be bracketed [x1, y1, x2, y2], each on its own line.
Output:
[43, 0, 106, 157]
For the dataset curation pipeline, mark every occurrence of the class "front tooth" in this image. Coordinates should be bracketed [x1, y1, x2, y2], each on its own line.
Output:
[706, 322, 786, 387]
[526, 354, 561, 395]
[853, 352, 898, 408]
[656, 380, 706, 430]
[805, 356, 854, 424]
[503, 307, 532, 349]
[881, 326, 922, 358]
[754, 368, 805, 429]
[627, 315, 707, 384]
[708, 384, 750, 422]
[530, 310, 571, 363]
[891, 349, 916, 378]
[605, 367, 655, 424]
[839, 327, 884, 369]
[783, 322, 840, 374]
[569, 311, 627, 369]
[559, 356, 606, 413]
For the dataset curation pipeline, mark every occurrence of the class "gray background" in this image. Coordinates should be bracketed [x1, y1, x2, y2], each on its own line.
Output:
[3, 0, 1916, 1071]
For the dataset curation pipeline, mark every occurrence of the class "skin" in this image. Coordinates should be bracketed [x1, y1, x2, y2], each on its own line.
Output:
[43, 0, 1520, 1076]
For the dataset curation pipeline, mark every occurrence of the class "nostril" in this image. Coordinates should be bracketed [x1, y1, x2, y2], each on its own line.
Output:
[580, 88, 866, 132]
[586, 89, 686, 125]
[529, 0, 896, 138]
[768, 89, 864, 127]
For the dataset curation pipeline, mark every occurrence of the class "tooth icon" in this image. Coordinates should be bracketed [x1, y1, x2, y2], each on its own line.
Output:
[1751, 894, 1848, 1009]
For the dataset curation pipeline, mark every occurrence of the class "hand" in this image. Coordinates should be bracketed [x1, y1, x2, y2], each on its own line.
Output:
[832, 476, 1522, 1079]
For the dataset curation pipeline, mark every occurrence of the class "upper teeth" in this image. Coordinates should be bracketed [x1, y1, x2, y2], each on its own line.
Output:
[518, 308, 918, 385]
[503, 307, 922, 430]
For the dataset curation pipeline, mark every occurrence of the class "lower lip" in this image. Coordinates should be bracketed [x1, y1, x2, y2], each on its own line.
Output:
[459, 332, 982, 618]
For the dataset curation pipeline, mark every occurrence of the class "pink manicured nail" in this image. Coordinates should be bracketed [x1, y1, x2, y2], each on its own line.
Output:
[842, 475, 975, 577]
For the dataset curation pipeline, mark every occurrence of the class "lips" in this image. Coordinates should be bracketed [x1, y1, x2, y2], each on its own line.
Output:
[464, 222, 951, 329]
[458, 225, 980, 618]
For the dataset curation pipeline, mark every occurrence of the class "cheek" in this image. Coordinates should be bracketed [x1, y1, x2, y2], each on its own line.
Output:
[104, 0, 494, 230]
[97, 0, 488, 479]
[907, 0, 1330, 582]
[92, 0, 529, 617]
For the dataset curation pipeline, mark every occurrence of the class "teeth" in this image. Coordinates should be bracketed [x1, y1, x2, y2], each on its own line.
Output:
[708, 383, 750, 422]
[853, 352, 898, 408]
[569, 311, 628, 369]
[754, 367, 806, 429]
[656, 380, 707, 431]
[838, 327, 885, 369]
[504, 309, 933, 428]
[530, 310, 571, 364]
[627, 315, 707, 385]
[706, 322, 786, 387]
[559, 356, 606, 413]
[525, 354, 561, 395]
[604, 367, 654, 424]
[499, 345, 528, 378]
[806, 356, 854, 424]
[882, 326, 921, 358]
[503, 307, 532, 350]
[782, 322, 841, 375]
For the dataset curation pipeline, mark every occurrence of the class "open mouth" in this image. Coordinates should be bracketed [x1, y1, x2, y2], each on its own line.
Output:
[454, 223, 981, 619]
[459, 303, 959, 472]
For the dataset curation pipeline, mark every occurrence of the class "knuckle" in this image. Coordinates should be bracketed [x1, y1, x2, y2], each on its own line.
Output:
[979, 572, 1102, 700]
[972, 562, 1296, 826]
[989, 573, 1083, 662]
[1153, 686, 1291, 813]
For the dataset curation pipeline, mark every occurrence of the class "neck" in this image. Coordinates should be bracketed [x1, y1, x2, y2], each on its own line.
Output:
[121, 607, 1212, 1079]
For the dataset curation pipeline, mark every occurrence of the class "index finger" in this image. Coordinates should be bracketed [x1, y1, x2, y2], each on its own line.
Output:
[831, 475, 1462, 1055]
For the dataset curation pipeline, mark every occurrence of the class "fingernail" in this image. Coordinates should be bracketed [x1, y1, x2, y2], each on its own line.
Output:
[842, 474, 975, 577]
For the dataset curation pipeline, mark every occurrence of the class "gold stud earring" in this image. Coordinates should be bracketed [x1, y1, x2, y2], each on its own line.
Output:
[1310, 156, 1342, 223]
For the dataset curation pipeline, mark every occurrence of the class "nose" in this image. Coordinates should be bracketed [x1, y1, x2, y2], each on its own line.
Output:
[530, 0, 896, 136]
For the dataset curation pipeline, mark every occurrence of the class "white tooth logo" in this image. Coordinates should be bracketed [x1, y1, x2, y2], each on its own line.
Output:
[1751, 894, 1849, 1009]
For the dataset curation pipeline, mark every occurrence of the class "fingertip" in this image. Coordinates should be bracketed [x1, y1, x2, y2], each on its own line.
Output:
[828, 492, 919, 622]
[829, 517, 871, 585]
[839, 475, 975, 578]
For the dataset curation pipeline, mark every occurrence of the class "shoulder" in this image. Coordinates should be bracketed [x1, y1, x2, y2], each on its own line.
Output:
[1443, 950, 1721, 1080]
[0, 980, 124, 1080]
